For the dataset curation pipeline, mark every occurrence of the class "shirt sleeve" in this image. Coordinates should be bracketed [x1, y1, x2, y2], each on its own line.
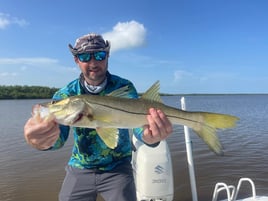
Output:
[43, 88, 72, 150]
[50, 125, 70, 150]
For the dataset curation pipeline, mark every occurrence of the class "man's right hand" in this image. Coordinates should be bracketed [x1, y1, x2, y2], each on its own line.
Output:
[24, 116, 60, 150]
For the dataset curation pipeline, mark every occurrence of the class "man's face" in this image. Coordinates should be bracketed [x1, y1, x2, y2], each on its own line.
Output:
[75, 51, 108, 85]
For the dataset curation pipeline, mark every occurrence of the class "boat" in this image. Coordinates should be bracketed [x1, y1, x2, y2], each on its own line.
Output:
[131, 97, 268, 201]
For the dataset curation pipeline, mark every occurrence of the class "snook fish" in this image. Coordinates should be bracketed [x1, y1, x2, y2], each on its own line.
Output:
[33, 81, 239, 155]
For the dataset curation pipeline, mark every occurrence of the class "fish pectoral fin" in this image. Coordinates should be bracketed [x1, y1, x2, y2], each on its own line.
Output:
[96, 128, 119, 149]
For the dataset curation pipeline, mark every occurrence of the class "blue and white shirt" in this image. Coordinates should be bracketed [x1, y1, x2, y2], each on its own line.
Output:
[49, 72, 144, 171]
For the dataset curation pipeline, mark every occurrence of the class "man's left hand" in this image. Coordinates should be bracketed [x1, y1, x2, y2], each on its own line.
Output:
[142, 108, 173, 144]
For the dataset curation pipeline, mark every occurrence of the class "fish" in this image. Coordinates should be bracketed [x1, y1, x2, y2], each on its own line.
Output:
[33, 81, 239, 155]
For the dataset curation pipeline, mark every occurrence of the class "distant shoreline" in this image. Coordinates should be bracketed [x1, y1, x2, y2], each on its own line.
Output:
[0, 85, 267, 100]
[0, 85, 58, 99]
[2, 93, 268, 100]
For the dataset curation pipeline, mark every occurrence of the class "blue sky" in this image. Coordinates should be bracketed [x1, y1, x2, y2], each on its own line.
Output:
[0, 0, 268, 94]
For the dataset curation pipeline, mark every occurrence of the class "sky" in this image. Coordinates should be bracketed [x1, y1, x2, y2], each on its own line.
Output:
[0, 0, 268, 94]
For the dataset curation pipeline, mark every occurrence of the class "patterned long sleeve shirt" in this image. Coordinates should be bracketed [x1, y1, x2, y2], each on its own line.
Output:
[49, 72, 144, 171]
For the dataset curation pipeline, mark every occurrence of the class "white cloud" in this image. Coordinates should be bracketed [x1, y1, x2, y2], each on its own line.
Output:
[0, 56, 79, 87]
[0, 13, 28, 29]
[0, 57, 58, 65]
[12, 17, 28, 27]
[174, 70, 193, 82]
[103, 20, 146, 52]
[0, 13, 10, 29]
[0, 72, 17, 77]
[20, 66, 27, 71]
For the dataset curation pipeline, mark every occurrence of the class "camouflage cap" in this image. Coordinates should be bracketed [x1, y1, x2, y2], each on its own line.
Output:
[68, 33, 110, 56]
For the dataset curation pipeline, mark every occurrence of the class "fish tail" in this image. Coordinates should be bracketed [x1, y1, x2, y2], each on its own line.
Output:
[192, 113, 239, 155]
[203, 113, 239, 129]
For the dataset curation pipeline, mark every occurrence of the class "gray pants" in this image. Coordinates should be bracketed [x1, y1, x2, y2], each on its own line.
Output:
[59, 162, 137, 201]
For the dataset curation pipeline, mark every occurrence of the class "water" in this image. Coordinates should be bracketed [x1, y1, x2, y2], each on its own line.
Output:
[1, 95, 268, 201]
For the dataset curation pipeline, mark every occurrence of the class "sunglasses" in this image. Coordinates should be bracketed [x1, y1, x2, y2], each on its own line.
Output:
[77, 51, 107, 62]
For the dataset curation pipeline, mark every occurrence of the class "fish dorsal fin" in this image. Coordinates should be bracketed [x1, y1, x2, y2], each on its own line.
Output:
[141, 81, 162, 103]
[106, 85, 131, 98]
[96, 127, 119, 149]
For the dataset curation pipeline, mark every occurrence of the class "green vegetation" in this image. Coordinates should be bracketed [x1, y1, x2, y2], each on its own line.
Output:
[0, 85, 59, 99]
[2, 85, 259, 99]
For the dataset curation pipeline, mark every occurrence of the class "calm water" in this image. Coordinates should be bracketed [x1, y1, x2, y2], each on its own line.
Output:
[1, 95, 268, 201]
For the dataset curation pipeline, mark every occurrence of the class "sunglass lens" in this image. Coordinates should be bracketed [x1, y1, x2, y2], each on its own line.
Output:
[78, 53, 91, 62]
[94, 51, 106, 61]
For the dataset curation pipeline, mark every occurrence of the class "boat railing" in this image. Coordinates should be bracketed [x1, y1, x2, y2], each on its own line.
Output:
[212, 177, 256, 201]
[212, 182, 236, 201]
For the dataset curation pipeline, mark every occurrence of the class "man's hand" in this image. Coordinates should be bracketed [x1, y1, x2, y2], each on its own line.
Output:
[24, 114, 60, 150]
[142, 108, 173, 144]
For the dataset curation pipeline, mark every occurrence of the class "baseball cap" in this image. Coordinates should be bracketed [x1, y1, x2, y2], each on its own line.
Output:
[68, 33, 110, 56]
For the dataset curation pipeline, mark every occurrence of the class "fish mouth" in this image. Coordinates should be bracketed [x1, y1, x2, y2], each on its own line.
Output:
[72, 113, 84, 124]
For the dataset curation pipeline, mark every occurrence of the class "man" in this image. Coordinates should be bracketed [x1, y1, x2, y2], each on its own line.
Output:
[24, 33, 173, 201]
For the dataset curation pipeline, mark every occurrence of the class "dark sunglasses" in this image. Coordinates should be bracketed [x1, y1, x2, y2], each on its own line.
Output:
[77, 51, 107, 62]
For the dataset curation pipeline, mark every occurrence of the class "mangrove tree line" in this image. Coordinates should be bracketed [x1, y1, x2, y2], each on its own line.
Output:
[0, 85, 59, 99]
